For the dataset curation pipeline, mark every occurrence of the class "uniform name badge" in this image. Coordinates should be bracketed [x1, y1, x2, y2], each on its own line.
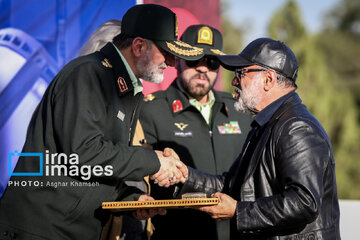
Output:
[174, 122, 192, 137]
[174, 131, 193, 137]
[217, 121, 241, 134]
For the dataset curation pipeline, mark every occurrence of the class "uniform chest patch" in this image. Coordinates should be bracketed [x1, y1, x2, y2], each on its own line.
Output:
[217, 121, 241, 134]
[117, 110, 125, 121]
[174, 122, 192, 137]
[174, 123, 188, 130]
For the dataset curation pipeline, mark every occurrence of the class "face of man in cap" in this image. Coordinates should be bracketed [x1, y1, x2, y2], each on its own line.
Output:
[174, 24, 224, 104]
[217, 37, 298, 114]
[176, 57, 219, 103]
[232, 65, 281, 114]
[126, 36, 175, 84]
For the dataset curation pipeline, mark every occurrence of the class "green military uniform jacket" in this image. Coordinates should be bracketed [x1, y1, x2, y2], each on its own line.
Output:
[140, 82, 252, 240]
[0, 43, 160, 240]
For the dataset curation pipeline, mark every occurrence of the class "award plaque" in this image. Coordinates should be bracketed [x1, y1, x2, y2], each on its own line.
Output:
[102, 193, 219, 211]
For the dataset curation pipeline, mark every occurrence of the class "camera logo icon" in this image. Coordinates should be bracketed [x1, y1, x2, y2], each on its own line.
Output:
[8, 150, 43, 176]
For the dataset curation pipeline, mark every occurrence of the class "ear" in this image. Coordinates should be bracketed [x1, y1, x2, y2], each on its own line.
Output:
[264, 69, 277, 91]
[131, 37, 147, 57]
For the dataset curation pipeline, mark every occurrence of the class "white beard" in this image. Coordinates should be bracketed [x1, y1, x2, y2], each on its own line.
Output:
[136, 51, 166, 84]
[234, 73, 263, 114]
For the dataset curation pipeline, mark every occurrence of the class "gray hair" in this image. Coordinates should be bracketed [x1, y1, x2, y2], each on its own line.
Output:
[276, 73, 297, 89]
[78, 19, 121, 56]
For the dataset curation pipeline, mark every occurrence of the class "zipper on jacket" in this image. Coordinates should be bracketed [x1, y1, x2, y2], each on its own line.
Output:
[128, 93, 141, 144]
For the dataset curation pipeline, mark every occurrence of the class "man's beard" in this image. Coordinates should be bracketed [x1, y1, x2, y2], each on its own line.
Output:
[234, 74, 263, 114]
[137, 51, 166, 84]
[181, 73, 216, 98]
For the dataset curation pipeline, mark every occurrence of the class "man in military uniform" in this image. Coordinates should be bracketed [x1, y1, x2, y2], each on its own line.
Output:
[0, 4, 201, 240]
[140, 24, 252, 240]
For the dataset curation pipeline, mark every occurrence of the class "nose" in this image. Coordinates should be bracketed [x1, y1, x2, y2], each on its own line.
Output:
[232, 76, 239, 86]
[195, 64, 209, 73]
[195, 59, 209, 73]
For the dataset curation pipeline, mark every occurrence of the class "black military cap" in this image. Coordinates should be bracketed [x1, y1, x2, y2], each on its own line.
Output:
[217, 38, 299, 81]
[180, 24, 225, 60]
[121, 4, 203, 60]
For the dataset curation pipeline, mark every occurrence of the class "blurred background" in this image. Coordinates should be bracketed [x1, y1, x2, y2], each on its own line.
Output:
[0, 0, 359, 237]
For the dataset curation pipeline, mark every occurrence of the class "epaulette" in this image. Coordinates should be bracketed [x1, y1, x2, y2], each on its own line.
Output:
[101, 58, 112, 68]
[143, 91, 166, 102]
[144, 93, 155, 102]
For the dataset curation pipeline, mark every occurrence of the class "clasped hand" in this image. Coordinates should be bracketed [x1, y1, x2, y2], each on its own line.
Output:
[195, 192, 237, 221]
[149, 148, 188, 187]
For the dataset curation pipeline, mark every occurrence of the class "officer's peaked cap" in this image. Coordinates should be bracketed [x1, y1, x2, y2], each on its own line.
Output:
[121, 4, 203, 61]
[180, 24, 225, 60]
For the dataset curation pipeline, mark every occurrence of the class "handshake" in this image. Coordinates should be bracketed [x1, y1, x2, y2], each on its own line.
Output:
[133, 148, 237, 221]
[132, 148, 188, 220]
[150, 148, 188, 188]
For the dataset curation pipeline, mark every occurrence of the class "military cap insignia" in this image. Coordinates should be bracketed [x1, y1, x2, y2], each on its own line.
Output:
[174, 123, 188, 131]
[144, 94, 155, 102]
[197, 26, 213, 45]
[210, 49, 225, 55]
[165, 42, 203, 56]
[101, 58, 112, 68]
[174, 40, 200, 49]
[117, 77, 128, 93]
[172, 99, 183, 113]
[217, 121, 242, 134]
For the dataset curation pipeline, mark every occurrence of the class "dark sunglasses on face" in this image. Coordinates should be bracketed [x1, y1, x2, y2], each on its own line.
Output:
[235, 68, 267, 80]
[185, 57, 220, 71]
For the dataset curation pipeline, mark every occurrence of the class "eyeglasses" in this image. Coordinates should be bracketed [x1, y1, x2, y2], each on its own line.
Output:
[185, 57, 220, 71]
[235, 68, 267, 80]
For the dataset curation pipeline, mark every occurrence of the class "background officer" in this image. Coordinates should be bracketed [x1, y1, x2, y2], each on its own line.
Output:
[140, 24, 252, 240]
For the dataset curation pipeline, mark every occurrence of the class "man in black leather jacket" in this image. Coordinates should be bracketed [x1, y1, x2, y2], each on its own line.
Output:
[176, 38, 341, 239]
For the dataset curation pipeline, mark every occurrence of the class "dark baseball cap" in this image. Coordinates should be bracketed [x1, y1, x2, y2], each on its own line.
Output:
[217, 38, 299, 81]
[121, 4, 203, 61]
[180, 24, 225, 60]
